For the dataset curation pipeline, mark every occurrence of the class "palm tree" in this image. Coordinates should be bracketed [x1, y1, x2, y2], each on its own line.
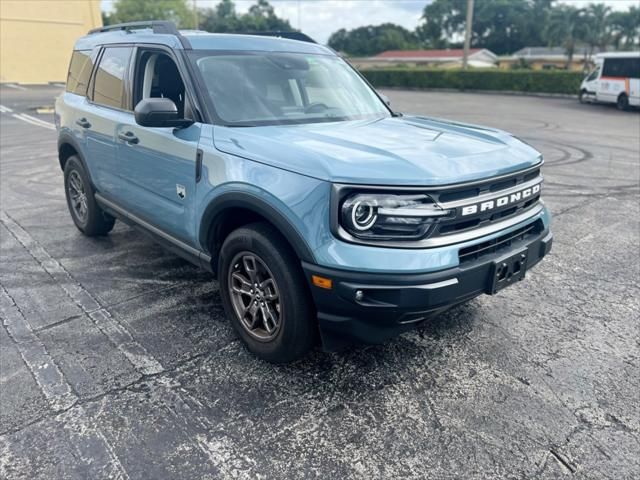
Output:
[584, 3, 611, 57]
[544, 5, 587, 68]
[609, 6, 640, 50]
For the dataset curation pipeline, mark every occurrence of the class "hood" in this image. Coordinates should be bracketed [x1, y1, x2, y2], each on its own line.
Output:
[212, 116, 541, 186]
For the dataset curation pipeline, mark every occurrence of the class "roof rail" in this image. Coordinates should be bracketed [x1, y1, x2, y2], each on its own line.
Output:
[88, 20, 191, 49]
[246, 31, 317, 44]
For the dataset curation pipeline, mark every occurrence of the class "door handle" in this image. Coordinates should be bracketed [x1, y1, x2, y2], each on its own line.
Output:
[75, 118, 91, 129]
[118, 131, 139, 144]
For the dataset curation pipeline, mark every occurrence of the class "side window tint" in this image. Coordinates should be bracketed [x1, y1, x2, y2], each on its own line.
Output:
[602, 58, 639, 78]
[93, 47, 133, 109]
[629, 59, 640, 79]
[66, 50, 94, 96]
[603, 59, 618, 77]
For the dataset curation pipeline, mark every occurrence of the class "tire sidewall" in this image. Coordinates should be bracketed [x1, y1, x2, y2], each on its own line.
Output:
[64, 157, 91, 231]
[617, 94, 629, 111]
[63, 156, 113, 235]
[218, 224, 314, 362]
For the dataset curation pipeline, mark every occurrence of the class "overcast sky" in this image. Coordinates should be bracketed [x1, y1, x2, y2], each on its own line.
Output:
[101, 0, 639, 45]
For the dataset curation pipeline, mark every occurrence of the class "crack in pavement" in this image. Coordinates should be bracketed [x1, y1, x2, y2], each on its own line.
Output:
[0, 210, 163, 376]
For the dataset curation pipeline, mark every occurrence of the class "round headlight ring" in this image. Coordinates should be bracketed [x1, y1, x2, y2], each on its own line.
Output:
[350, 200, 377, 231]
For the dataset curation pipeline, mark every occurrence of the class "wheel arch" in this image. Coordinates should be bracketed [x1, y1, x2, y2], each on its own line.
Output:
[199, 191, 316, 271]
[58, 133, 87, 172]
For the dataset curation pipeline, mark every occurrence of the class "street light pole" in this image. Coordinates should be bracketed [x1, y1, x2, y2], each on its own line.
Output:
[462, 0, 474, 69]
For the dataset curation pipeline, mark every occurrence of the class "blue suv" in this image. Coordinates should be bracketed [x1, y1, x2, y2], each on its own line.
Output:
[56, 21, 552, 363]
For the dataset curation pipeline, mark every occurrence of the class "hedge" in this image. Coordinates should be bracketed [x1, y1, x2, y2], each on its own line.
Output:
[360, 69, 584, 95]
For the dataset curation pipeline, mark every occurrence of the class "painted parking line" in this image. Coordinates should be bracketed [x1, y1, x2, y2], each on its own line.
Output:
[3, 83, 27, 91]
[0, 105, 13, 113]
[0, 211, 164, 376]
[0, 284, 78, 412]
[11, 113, 56, 130]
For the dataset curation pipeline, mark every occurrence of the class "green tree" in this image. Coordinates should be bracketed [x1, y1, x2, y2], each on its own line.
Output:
[416, 0, 553, 55]
[199, 0, 292, 33]
[524, 0, 554, 46]
[468, 0, 533, 54]
[328, 24, 419, 56]
[416, 0, 465, 49]
[544, 5, 587, 68]
[242, 0, 293, 31]
[199, 0, 239, 33]
[108, 0, 193, 28]
[583, 3, 611, 56]
[608, 6, 640, 50]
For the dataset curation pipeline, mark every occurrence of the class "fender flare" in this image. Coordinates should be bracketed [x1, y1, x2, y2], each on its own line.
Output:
[57, 132, 89, 173]
[199, 190, 315, 264]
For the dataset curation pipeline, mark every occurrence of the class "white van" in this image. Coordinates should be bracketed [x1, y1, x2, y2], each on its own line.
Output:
[579, 52, 640, 110]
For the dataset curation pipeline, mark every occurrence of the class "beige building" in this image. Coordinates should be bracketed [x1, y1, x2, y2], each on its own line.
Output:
[351, 49, 499, 70]
[0, 0, 102, 84]
[498, 47, 598, 71]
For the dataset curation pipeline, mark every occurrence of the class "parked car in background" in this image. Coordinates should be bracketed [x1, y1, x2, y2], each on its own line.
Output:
[579, 52, 640, 110]
[55, 21, 553, 363]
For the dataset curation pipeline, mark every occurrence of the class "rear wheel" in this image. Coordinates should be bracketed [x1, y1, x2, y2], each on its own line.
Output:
[218, 222, 316, 363]
[64, 156, 115, 236]
[617, 93, 629, 111]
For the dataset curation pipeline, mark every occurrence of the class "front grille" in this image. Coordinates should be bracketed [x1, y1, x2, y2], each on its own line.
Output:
[428, 166, 542, 238]
[332, 163, 544, 249]
[458, 219, 543, 264]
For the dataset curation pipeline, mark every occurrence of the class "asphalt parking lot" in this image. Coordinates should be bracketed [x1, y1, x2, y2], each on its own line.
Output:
[1, 85, 639, 479]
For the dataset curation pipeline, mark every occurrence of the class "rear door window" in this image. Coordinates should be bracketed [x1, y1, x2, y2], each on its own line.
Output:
[92, 47, 133, 109]
[66, 50, 95, 96]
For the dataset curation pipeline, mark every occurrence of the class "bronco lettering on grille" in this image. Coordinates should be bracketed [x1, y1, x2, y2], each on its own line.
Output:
[460, 184, 541, 216]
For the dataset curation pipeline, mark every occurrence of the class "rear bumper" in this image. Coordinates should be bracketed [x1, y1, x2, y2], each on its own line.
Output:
[303, 228, 552, 351]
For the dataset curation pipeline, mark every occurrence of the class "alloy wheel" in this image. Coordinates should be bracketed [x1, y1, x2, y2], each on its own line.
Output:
[228, 252, 282, 341]
[68, 170, 88, 222]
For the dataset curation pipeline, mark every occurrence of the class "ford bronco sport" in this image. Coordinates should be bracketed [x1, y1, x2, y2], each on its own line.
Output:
[55, 21, 553, 363]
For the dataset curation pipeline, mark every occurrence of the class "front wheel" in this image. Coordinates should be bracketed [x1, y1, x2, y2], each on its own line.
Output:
[578, 89, 587, 104]
[218, 222, 316, 363]
[617, 93, 630, 111]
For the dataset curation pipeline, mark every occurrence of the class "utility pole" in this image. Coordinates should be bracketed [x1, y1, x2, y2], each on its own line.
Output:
[462, 0, 474, 69]
[192, 0, 198, 30]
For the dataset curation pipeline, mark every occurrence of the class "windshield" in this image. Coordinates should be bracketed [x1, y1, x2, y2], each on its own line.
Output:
[586, 66, 600, 82]
[189, 51, 391, 126]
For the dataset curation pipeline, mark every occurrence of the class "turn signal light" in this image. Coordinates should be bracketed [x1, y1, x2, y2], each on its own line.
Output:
[311, 275, 333, 290]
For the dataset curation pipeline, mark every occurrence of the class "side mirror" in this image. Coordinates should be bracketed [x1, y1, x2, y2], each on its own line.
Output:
[134, 98, 193, 128]
[379, 93, 391, 107]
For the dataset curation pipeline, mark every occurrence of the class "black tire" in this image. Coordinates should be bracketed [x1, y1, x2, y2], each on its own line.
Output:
[218, 222, 316, 363]
[63, 156, 115, 236]
[617, 93, 629, 111]
[579, 89, 587, 104]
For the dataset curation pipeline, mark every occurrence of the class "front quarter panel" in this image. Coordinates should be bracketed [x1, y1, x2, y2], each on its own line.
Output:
[195, 125, 331, 258]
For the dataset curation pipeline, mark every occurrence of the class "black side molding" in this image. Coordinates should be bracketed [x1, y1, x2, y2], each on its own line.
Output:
[195, 149, 203, 183]
[95, 193, 213, 272]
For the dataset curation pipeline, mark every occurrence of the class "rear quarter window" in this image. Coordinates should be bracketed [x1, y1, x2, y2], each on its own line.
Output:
[66, 50, 95, 96]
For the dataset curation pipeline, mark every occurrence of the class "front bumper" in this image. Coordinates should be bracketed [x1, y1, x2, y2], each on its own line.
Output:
[303, 227, 553, 351]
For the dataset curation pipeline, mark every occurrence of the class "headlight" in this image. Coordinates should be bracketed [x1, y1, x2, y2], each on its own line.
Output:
[340, 192, 451, 241]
